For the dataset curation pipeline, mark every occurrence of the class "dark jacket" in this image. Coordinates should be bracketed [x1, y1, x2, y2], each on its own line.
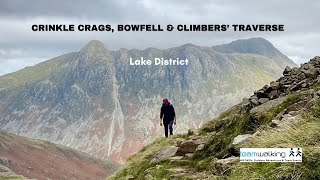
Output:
[160, 103, 175, 123]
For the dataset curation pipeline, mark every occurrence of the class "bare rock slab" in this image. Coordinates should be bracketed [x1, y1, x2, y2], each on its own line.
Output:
[150, 146, 178, 164]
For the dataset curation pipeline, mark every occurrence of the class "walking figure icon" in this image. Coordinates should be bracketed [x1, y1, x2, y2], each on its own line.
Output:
[289, 148, 295, 157]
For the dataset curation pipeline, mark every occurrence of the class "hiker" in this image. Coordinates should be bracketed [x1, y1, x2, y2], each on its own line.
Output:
[160, 98, 176, 138]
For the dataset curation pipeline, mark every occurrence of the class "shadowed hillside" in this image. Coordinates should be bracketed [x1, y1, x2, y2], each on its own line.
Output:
[0, 130, 119, 180]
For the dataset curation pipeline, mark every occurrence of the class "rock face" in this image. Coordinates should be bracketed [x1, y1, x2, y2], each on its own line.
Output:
[0, 38, 296, 164]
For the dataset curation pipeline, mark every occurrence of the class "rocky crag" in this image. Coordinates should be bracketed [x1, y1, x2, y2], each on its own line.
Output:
[0, 38, 295, 164]
[111, 56, 320, 179]
[243, 56, 320, 111]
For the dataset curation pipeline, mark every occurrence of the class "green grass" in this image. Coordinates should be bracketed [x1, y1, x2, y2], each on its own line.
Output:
[25, 137, 48, 150]
[0, 176, 29, 180]
[111, 87, 320, 179]
[228, 94, 320, 180]
[191, 92, 309, 173]
[229, 119, 320, 179]
[109, 134, 188, 180]
[0, 52, 75, 90]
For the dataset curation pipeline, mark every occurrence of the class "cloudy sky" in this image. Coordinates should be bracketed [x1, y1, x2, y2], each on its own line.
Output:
[0, 0, 319, 75]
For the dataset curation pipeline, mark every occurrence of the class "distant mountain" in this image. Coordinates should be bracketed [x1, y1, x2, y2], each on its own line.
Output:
[0, 129, 119, 180]
[0, 38, 296, 164]
[213, 37, 294, 68]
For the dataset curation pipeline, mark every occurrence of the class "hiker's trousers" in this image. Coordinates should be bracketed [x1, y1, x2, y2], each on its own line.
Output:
[164, 120, 173, 138]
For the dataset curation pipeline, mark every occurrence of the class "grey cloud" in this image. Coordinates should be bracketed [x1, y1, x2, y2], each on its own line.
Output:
[0, 0, 319, 75]
[0, 0, 148, 22]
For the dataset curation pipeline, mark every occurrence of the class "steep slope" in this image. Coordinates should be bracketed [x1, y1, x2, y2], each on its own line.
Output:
[0, 38, 296, 164]
[0, 129, 119, 180]
[110, 56, 320, 180]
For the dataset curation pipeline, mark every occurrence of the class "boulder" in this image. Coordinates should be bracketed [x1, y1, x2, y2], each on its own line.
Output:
[185, 153, 193, 158]
[276, 114, 302, 129]
[230, 134, 253, 148]
[258, 98, 269, 104]
[302, 63, 310, 70]
[268, 90, 279, 100]
[270, 119, 281, 128]
[256, 90, 269, 99]
[250, 96, 287, 115]
[270, 81, 280, 90]
[301, 67, 319, 79]
[150, 146, 179, 164]
[283, 66, 292, 75]
[195, 144, 205, 152]
[250, 96, 259, 106]
[298, 72, 307, 80]
[176, 139, 203, 156]
[212, 156, 239, 175]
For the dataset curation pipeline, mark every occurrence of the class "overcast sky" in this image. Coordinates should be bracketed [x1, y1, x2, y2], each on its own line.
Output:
[0, 0, 319, 75]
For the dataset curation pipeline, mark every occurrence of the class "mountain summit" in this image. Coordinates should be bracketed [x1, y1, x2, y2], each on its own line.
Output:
[0, 38, 295, 164]
[81, 40, 106, 52]
[213, 37, 295, 69]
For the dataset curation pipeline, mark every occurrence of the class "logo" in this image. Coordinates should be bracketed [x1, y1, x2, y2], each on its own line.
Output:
[240, 148, 302, 162]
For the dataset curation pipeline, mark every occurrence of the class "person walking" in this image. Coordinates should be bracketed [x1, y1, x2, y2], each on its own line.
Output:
[160, 98, 176, 138]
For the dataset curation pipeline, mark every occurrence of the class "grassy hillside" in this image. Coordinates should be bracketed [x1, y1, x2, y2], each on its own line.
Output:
[0, 130, 119, 180]
[0, 52, 76, 90]
[110, 74, 320, 179]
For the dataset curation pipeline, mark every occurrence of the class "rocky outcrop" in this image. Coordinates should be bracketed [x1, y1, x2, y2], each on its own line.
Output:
[243, 56, 320, 112]
[249, 96, 287, 115]
[211, 156, 239, 175]
[0, 156, 26, 179]
[228, 134, 254, 156]
[0, 165, 30, 180]
[150, 146, 179, 164]
[230, 134, 253, 148]
[175, 139, 205, 156]
[0, 157, 9, 167]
